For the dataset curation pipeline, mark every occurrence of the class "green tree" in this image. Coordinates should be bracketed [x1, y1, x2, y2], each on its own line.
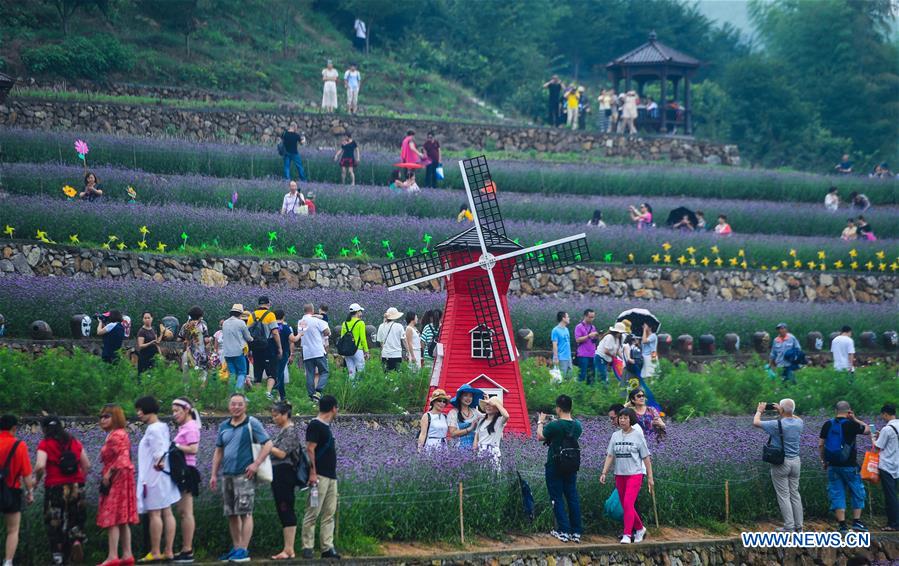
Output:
[135, 0, 204, 58]
[43, 0, 111, 36]
[750, 0, 899, 169]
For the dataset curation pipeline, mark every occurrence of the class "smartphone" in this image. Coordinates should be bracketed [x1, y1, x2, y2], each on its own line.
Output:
[765, 403, 776, 411]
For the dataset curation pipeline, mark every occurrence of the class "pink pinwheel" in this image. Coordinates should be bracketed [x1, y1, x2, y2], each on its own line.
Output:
[74, 139, 89, 157]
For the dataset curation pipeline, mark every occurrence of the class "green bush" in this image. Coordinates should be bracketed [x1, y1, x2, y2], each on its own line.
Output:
[22, 36, 134, 80]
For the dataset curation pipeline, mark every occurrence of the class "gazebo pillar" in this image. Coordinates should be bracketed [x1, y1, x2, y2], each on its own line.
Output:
[660, 69, 668, 134]
[684, 75, 692, 135]
[625, 67, 632, 92]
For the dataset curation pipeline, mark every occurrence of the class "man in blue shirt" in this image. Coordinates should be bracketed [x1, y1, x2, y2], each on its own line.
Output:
[210, 393, 272, 563]
[551, 312, 572, 378]
[769, 322, 802, 383]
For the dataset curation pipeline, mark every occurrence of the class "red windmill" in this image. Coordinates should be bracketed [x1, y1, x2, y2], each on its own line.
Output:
[380, 157, 590, 435]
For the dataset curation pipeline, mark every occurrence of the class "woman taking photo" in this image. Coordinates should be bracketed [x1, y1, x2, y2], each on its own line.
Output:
[628, 203, 653, 231]
[418, 389, 451, 451]
[600, 407, 654, 544]
[97, 310, 126, 364]
[448, 385, 484, 449]
[96, 404, 138, 566]
[134, 396, 181, 563]
[79, 171, 103, 201]
[404, 312, 422, 371]
[269, 401, 302, 560]
[473, 397, 510, 467]
[136, 311, 163, 375]
[626, 388, 666, 440]
[33, 416, 91, 565]
[171, 397, 201, 564]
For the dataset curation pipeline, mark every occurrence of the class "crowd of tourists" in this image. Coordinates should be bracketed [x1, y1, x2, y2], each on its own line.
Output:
[0, 394, 341, 565]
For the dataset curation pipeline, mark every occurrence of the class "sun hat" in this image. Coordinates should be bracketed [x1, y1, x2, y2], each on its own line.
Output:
[230, 303, 244, 314]
[349, 303, 365, 313]
[609, 322, 628, 333]
[384, 307, 404, 320]
[478, 396, 504, 413]
[451, 384, 485, 409]
[429, 389, 450, 406]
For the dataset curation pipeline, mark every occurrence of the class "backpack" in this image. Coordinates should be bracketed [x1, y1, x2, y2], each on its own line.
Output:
[552, 424, 581, 475]
[58, 440, 79, 477]
[336, 320, 361, 357]
[277, 141, 286, 157]
[824, 418, 853, 464]
[0, 440, 21, 509]
[248, 310, 273, 347]
[166, 442, 190, 490]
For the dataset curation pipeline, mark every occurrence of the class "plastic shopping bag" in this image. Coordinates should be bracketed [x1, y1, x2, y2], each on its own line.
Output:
[861, 450, 880, 483]
[435, 164, 445, 180]
[604, 489, 624, 521]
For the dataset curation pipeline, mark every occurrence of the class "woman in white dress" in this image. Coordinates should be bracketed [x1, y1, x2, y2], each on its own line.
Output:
[621, 90, 639, 135]
[473, 396, 510, 468]
[404, 311, 422, 371]
[322, 60, 339, 113]
[418, 389, 450, 451]
[134, 396, 181, 562]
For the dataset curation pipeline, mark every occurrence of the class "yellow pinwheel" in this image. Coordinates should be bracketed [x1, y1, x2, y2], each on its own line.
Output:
[3, 225, 14, 237]
[879, 263, 887, 272]
[662, 242, 672, 251]
[157, 242, 167, 252]
[710, 245, 719, 255]
[69, 234, 80, 244]
[677, 255, 687, 265]
[138, 241, 148, 250]
[36, 229, 48, 240]
[686, 246, 696, 255]
[807, 261, 816, 270]
[627, 252, 634, 263]
[651, 253, 661, 263]
[701, 257, 710, 266]
[62, 185, 77, 198]
[789, 249, 797, 257]
[817, 250, 826, 260]
[689, 257, 697, 266]
[729, 257, 738, 267]
[714, 257, 723, 267]
[850, 261, 859, 270]
[737, 249, 745, 257]
[794, 260, 802, 268]
[663, 254, 671, 263]
[781, 260, 789, 268]
[876, 250, 886, 260]
[849, 249, 858, 258]
[117, 242, 127, 251]
[834, 260, 844, 269]
[740, 260, 748, 269]
[865, 261, 874, 270]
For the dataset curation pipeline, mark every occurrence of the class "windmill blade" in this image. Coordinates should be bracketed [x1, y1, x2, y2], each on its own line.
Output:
[380, 248, 478, 291]
[460, 156, 506, 238]
[491, 234, 592, 280]
[468, 273, 515, 366]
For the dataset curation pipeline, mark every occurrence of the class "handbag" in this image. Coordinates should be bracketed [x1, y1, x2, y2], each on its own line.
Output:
[861, 450, 880, 483]
[247, 417, 273, 483]
[603, 488, 624, 521]
[762, 419, 786, 465]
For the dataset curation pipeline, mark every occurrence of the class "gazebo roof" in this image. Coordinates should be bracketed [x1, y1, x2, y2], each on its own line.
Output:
[607, 32, 701, 69]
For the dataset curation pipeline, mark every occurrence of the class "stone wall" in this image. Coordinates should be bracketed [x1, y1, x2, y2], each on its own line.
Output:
[2, 242, 896, 304]
[0, 98, 740, 164]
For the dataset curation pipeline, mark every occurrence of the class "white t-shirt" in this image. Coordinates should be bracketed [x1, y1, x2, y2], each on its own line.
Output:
[354, 18, 366, 38]
[596, 333, 621, 362]
[824, 193, 839, 212]
[297, 314, 329, 360]
[376, 321, 405, 358]
[876, 419, 899, 477]
[476, 414, 508, 450]
[281, 192, 306, 215]
[831, 335, 855, 371]
[344, 70, 361, 90]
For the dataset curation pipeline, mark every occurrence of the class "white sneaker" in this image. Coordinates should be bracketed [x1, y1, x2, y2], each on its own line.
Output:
[634, 527, 647, 542]
[620, 535, 632, 544]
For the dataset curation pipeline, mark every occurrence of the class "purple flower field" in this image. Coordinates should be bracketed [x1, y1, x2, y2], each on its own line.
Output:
[5, 162, 897, 238]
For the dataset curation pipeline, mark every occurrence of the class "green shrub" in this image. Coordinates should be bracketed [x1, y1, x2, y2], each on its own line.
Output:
[22, 36, 134, 80]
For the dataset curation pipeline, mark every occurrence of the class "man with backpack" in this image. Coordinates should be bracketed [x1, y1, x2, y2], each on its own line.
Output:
[819, 400, 871, 535]
[536, 395, 582, 543]
[0, 414, 35, 566]
[247, 297, 283, 400]
[338, 303, 369, 379]
[293, 303, 331, 403]
[769, 322, 803, 384]
[875, 404, 899, 531]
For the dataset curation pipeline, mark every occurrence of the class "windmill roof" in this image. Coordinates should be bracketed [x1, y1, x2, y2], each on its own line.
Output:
[607, 35, 701, 68]
[436, 227, 522, 252]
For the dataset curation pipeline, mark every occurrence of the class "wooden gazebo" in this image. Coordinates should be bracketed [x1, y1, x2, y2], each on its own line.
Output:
[606, 32, 701, 135]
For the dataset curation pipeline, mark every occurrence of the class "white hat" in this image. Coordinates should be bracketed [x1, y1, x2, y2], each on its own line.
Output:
[384, 307, 404, 320]
[349, 303, 365, 313]
[609, 322, 628, 333]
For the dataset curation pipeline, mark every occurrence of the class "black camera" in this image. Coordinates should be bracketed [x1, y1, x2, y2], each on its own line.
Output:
[765, 403, 776, 411]
[94, 312, 107, 323]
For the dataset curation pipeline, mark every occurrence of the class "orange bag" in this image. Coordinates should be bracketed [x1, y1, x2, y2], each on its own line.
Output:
[861, 450, 880, 483]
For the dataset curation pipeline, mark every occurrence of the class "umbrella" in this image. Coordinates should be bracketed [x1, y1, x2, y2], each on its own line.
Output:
[393, 162, 425, 169]
[665, 206, 698, 229]
[617, 308, 660, 333]
[517, 472, 535, 522]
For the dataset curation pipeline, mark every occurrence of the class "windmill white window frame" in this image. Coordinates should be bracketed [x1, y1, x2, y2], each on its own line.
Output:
[463, 374, 509, 404]
[469, 325, 494, 359]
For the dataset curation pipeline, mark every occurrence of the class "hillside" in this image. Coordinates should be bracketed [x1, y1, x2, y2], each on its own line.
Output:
[0, 0, 509, 122]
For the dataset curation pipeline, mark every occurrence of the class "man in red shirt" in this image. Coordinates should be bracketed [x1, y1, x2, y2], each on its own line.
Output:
[0, 414, 34, 566]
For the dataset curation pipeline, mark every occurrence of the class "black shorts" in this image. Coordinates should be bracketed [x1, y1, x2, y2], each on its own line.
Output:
[382, 357, 402, 372]
[179, 466, 201, 497]
[0, 487, 22, 514]
[251, 347, 278, 383]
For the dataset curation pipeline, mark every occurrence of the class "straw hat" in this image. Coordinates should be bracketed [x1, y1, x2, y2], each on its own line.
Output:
[609, 322, 628, 333]
[429, 389, 450, 406]
[478, 396, 504, 413]
[384, 307, 404, 320]
[230, 303, 244, 314]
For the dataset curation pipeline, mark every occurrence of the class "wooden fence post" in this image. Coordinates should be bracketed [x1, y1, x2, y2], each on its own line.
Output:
[458, 481, 465, 544]
[724, 480, 730, 523]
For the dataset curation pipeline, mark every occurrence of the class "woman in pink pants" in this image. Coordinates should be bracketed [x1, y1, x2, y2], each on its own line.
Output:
[600, 407, 654, 544]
